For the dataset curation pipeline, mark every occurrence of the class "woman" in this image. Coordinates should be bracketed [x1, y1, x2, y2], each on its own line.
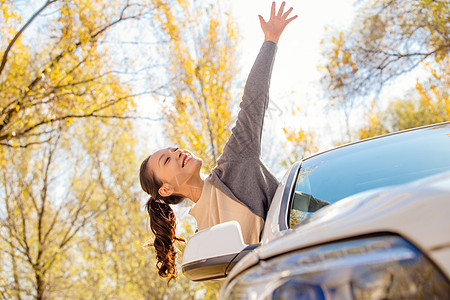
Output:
[139, 1, 297, 281]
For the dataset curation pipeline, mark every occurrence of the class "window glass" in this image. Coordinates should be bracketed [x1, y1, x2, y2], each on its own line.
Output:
[290, 124, 450, 228]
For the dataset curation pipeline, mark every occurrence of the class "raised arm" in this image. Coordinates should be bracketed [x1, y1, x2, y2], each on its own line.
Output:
[219, 2, 297, 161]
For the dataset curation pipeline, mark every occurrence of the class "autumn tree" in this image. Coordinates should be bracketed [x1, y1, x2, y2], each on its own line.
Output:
[358, 77, 450, 139]
[0, 115, 205, 299]
[319, 0, 449, 134]
[0, 0, 149, 149]
[149, 0, 240, 172]
[135, 1, 242, 296]
[1, 1, 149, 298]
[357, 20, 449, 139]
[1, 117, 131, 299]
[1, 0, 223, 299]
[280, 101, 318, 167]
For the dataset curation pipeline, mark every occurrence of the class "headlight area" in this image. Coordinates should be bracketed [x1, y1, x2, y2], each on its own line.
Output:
[220, 235, 450, 300]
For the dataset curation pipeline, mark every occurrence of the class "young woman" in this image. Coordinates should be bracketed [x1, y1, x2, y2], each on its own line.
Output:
[139, 1, 297, 280]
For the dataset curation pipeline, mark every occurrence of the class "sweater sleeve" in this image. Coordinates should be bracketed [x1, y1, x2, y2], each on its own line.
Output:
[208, 41, 279, 221]
[219, 40, 277, 161]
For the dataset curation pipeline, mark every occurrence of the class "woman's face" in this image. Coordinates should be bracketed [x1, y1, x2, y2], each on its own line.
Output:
[145, 147, 203, 192]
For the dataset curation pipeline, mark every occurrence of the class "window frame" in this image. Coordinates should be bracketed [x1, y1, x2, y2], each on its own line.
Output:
[278, 161, 301, 231]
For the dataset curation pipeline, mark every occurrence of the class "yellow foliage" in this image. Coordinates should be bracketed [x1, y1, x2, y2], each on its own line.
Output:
[151, 0, 240, 172]
[0, 0, 137, 149]
[281, 104, 318, 166]
[319, 0, 449, 119]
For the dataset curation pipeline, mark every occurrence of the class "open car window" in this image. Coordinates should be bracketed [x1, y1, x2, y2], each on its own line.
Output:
[289, 124, 450, 228]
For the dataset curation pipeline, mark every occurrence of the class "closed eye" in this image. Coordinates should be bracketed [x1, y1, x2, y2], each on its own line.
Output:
[164, 157, 170, 165]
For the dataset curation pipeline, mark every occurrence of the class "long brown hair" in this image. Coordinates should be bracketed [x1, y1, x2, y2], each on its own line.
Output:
[139, 155, 185, 281]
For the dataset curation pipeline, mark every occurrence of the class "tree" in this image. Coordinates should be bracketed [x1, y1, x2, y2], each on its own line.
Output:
[0, 0, 148, 149]
[1, 0, 222, 298]
[149, 0, 240, 172]
[0, 117, 135, 299]
[142, 1, 241, 296]
[0, 1, 150, 298]
[0, 103, 209, 300]
[280, 102, 318, 168]
[358, 72, 450, 139]
[358, 46, 449, 139]
[319, 0, 449, 133]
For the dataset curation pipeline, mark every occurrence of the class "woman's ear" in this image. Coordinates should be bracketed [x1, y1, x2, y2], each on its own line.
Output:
[158, 183, 174, 197]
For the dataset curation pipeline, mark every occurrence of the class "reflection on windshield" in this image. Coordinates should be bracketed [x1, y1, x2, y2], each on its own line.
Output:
[290, 191, 330, 227]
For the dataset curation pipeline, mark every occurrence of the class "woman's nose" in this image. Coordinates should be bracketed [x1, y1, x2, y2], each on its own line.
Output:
[171, 147, 182, 157]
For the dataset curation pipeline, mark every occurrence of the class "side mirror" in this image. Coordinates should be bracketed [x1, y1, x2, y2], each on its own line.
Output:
[181, 221, 259, 281]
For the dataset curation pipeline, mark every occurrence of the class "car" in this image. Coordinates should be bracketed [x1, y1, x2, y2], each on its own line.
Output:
[181, 122, 450, 299]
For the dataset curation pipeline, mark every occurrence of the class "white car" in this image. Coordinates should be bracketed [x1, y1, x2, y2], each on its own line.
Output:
[181, 122, 450, 299]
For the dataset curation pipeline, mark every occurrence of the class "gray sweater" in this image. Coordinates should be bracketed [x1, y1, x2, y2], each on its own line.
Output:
[208, 41, 280, 220]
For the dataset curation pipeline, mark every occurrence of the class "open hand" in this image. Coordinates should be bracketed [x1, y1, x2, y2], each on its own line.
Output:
[258, 1, 298, 44]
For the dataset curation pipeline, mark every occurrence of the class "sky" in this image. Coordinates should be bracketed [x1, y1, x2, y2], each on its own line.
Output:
[226, 0, 358, 154]
[228, 0, 356, 93]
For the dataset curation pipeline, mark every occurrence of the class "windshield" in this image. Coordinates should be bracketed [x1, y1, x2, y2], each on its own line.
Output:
[290, 124, 450, 226]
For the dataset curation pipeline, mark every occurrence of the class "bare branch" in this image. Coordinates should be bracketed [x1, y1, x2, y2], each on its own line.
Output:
[38, 136, 59, 246]
[0, 0, 58, 75]
[0, 136, 55, 149]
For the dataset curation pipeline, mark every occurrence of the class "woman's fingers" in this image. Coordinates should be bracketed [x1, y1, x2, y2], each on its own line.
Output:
[258, 14, 266, 26]
[277, 1, 285, 17]
[272, 2, 295, 22]
[261, 2, 297, 44]
[286, 14, 298, 24]
[282, 7, 293, 19]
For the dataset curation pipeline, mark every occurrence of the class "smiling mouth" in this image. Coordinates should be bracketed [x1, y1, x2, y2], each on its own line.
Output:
[182, 154, 191, 167]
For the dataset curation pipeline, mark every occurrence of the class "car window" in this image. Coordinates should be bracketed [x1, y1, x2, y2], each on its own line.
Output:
[289, 124, 450, 228]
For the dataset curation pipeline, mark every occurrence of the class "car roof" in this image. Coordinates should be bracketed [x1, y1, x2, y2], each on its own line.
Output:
[302, 121, 450, 162]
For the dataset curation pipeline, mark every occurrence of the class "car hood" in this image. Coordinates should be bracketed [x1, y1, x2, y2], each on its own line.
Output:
[228, 171, 450, 281]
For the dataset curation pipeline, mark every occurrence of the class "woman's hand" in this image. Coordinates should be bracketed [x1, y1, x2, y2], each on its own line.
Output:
[258, 1, 297, 44]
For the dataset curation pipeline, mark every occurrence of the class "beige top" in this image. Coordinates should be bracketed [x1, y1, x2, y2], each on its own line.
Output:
[189, 177, 264, 245]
